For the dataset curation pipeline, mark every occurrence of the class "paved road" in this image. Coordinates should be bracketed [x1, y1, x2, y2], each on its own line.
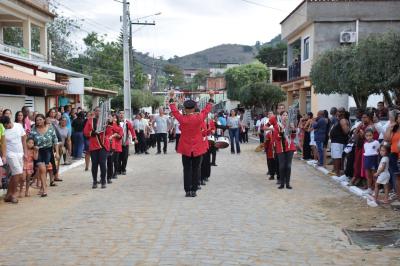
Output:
[0, 143, 399, 265]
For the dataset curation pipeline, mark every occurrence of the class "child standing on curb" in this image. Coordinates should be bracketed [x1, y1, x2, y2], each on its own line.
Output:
[363, 129, 380, 193]
[373, 145, 391, 203]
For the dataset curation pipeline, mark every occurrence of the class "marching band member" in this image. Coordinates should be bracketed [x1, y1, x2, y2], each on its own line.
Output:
[106, 114, 123, 184]
[169, 89, 214, 197]
[84, 107, 110, 189]
[118, 110, 137, 175]
[269, 111, 296, 190]
[200, 116, 216, 186]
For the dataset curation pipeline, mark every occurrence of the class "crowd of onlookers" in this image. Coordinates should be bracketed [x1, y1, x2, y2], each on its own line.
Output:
[255, 101, 400, 204]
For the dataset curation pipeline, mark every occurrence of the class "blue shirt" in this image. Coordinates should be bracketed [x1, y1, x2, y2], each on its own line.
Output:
[63, 112, 72, 135]
[218, 117, 227, 126]
[313, 117, 327, 142]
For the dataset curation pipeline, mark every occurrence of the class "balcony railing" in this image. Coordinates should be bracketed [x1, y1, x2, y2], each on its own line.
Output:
[288, 61, 301, 81]
[0, 42, 45, 61]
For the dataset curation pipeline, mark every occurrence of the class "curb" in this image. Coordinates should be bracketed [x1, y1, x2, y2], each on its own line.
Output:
[302, 159, 378, 207]
[59, 159, 85, 174]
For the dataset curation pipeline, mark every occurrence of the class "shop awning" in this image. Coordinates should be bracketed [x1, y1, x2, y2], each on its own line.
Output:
[0, 65, 67, 90]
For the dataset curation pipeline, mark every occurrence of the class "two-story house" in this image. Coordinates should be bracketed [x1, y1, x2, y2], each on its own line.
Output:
[280, 0, 400, 114]
[0, 0, 116, 114]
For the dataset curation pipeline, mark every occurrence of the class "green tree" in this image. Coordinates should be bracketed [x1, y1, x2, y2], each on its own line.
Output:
[163, 64, 184, 88]
[240, 81, 286, 111]
[225, 62, 269, 100]
[311, 32, 400, 109]
[256, 42, 287, 67]
[310, 46, 371, 108]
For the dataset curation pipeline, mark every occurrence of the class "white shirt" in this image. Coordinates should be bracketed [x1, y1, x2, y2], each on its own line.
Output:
[378, 156, 390, 175]
[364, 140, 380, 156]
[5, 123, 25, 155]
[174, 119, 181, 134]
[154, 115, 169, 133]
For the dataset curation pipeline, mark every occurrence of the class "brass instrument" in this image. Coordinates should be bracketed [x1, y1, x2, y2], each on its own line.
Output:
[96, 99, 111, 133]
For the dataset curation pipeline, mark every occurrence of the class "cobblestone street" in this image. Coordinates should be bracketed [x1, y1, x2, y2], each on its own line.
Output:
[1, 143, 400, 265]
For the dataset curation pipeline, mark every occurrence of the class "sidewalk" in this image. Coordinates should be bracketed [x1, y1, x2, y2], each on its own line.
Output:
[1, 159, 84, 197]
[300, 157, 398, 208]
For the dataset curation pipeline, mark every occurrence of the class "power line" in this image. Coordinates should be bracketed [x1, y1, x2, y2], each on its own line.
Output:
[239, 0, 306, 18]
[51, 0, 119, 34]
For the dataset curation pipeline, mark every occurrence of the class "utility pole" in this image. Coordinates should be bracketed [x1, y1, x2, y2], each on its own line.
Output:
[122, 0, 131, 120]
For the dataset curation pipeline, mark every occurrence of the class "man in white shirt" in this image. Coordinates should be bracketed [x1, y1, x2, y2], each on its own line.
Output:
[153, 107, 170, 154]
[1, 116, 27, 204]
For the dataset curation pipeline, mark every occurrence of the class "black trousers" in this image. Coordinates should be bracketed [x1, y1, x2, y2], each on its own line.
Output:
[107, 151, 119, 179]
[91, 148, 107, 184]
[134, 131, 140, 153]
[267, 157, 277, 177]
[156, 133, 168, 153]
[175, 134, 181, 151]
[182, 154, 202, 192]
[210, 145, 217, 165]
[303, 131, 312, 160]
[118, 145, 129, 173]
[277, 151, 294, 187]
[201, 149, 211, 181]
[243, 128, 249, 143]
[137, 130, 147, 153]
[259, 132, 265, 143]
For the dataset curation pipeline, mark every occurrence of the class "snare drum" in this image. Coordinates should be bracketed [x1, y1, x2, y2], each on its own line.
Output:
[207, 135, 215, 145]
[215, 136, 230, 149]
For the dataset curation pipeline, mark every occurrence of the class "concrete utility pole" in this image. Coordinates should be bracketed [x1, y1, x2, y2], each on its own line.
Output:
[122, 0, 131, 120]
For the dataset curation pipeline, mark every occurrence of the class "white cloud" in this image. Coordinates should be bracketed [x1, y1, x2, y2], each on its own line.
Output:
[58, 0, 302, 58]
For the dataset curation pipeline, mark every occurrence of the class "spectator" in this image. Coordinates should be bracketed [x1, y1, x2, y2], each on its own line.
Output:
[14, 111, 24, 129]
[377, 101, 388, 120]
[330, 110, 350, 176]
[71, 112, 85, 159]
[1, 115, 27, 203]
[312, 111, 327, 166]
[227, 109, 241, 154]
[30, 114, 59, 196]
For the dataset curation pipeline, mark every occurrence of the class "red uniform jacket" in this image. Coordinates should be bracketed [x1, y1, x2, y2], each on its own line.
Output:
[264, 130, 275, 159]
[269, 115, 296, 154]
[170, 102, 212, 157]
[106, 123, 123, 153]
[84, 118, 110, 152]
[120, 119, 137, 146]
[207, 120, 216, 135]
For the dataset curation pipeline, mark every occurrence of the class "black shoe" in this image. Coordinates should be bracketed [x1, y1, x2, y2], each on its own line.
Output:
[278, 185, 284, 189]
[201, 180, 206, 186]
[101, 184, 106, 189]
[92, 183, 98, 189]
[121, 171, 126, 175]
[211, 163, 217, 166]
[185, 191, 191, 197]
[156, 151, 161, 154]
[269, 176, 275, 180]
[145, 151, 149, 154]
[107, 179, 112, 184]
[286, 185, 293, 189]
[191, 191, 197, 197]
[113, 175, 118, 179]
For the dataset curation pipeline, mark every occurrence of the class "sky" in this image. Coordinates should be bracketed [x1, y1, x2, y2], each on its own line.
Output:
[57, 0, 302, 59]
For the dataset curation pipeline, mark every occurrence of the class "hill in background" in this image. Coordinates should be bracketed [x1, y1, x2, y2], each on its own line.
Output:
[134, 34, 282, 73]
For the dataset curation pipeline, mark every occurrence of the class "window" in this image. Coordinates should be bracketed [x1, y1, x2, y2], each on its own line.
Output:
[303, 37, 310, 61]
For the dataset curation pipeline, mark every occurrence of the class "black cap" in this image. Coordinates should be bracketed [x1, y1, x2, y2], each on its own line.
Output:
[183, 100, 196, 109]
